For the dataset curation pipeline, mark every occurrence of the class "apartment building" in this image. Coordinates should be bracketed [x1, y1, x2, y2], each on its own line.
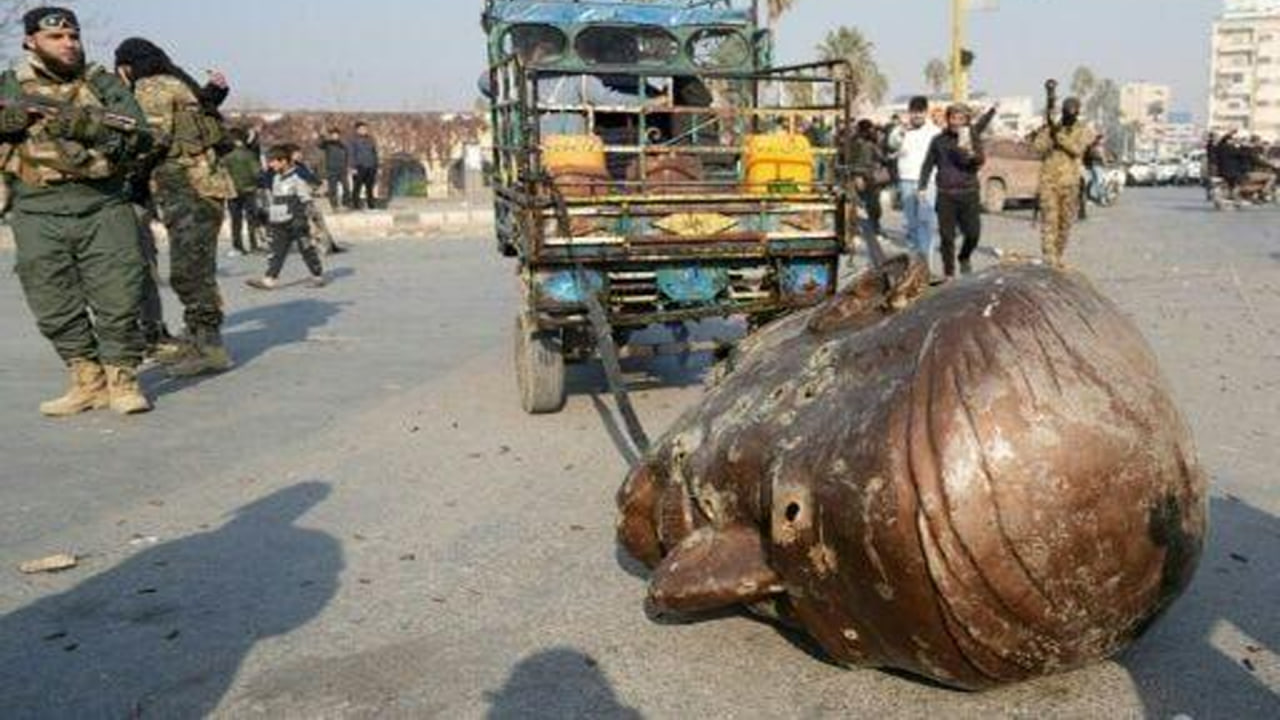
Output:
[1209, 0, 1280, 139]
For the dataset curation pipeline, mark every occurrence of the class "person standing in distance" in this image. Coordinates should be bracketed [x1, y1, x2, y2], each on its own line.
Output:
[319, 127, 350, 211]
[1031, 96, 1095, 268]
[350, 121, 379, 210]
[0, 7, 153, 416]
[115, 38, 237, 377]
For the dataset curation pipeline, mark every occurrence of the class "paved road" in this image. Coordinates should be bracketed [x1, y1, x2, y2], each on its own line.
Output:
[0, 188, 1276, 718]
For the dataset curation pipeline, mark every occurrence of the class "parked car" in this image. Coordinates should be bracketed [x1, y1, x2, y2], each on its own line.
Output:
[1154, 158, 1184, 186]
[978, 137, 1041, 213]
[1182, 152, 1205, 185]
[1126, 161, 1157, 186]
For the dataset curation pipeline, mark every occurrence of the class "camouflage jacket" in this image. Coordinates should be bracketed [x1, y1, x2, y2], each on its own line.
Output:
[1032, 122, 1097, 189]
[134, 74, 235, 200]
[0, 54, 149, 213]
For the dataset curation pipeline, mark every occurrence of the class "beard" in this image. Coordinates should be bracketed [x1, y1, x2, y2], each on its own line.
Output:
[33, 46, 86, 80]
[1062, 113, 1079, 127]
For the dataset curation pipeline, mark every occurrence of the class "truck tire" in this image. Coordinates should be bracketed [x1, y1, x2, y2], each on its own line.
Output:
[982, 179, 1007, 214]
[515, 315, 566, 414]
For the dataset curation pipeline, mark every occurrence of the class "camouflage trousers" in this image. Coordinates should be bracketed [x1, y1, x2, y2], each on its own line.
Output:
[132, 202, 167, 342]
[154, 164, 226, 335]
[1040, 182, 1080, 268]
[11, 201, 147, 366]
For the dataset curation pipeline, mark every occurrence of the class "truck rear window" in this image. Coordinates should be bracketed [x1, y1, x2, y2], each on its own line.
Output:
[576, 26, 679, 66]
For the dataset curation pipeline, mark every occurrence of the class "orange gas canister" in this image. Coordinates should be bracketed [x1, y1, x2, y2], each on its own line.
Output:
[743, 133, 815, 194]
[541, 134, 609, 198]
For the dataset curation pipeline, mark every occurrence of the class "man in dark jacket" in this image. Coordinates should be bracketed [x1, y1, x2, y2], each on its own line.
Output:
[319, 128, 349, 210]
[919, 103, 996, 279]
[848, 119, 888, 246]
[350, 121, 378, 210]
[224, 127, 263, 255]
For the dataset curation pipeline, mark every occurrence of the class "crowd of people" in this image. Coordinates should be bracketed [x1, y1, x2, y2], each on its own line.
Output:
[844, 93, 1096, 282]
[1205, 130, 1278, 206]
[0, 7, 375, 417]
[0, 7, 1107, 420]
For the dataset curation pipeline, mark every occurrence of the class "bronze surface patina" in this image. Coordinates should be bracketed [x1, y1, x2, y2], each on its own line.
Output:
[617, 259, 1207, 690]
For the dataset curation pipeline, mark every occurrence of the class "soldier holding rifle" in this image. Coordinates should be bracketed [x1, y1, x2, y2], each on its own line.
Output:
[0, 7, 154, 416]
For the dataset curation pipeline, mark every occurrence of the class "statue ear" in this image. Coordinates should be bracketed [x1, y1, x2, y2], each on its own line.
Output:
[808, 254, 928, 334]
[648, 525, 782, 614]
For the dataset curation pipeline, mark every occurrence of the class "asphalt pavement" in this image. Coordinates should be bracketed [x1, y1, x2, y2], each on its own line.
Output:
[0, 187, 1276, 718]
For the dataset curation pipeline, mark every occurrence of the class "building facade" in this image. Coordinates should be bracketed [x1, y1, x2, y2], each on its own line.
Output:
[1121, 82, 1172, 127]
[1209, 0, 1280, 139]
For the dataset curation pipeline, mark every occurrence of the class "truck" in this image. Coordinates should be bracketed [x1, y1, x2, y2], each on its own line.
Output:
[481, 0, 853, 413]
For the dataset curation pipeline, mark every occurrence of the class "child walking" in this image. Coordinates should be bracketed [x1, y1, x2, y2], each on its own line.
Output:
[247, 145, 327, 290]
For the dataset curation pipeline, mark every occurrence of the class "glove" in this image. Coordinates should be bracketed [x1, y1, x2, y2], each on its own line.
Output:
[45, 106, 106, 145]
[0, 105, 33, 134]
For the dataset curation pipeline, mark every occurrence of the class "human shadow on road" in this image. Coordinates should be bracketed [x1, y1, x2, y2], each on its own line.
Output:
[1121, 495, 1280, 717]
[223, 298, 350, 368]
[0, 482, 342, 719]
[145, 298, 348, 399]
[486, 647, 642, 720]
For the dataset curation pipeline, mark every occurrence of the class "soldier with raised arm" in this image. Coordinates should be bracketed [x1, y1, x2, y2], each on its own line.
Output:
[1032, 96, 1096, 268]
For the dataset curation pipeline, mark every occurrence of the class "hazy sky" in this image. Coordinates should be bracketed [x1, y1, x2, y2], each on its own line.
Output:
[67, 0, 1222, 118]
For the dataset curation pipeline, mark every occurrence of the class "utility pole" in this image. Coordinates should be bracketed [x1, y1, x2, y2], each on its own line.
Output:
[951, 0, 969, 103]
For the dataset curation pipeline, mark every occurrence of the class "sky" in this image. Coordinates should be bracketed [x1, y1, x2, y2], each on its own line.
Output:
[61, 0, 1223, 120]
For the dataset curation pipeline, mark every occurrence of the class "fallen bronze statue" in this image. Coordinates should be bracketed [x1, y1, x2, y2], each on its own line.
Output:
[616, 257, 1207, 690]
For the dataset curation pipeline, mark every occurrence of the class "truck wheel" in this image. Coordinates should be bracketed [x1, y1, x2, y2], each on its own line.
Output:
[515, 316, 566, 414]
[982, 179, 1007, 214]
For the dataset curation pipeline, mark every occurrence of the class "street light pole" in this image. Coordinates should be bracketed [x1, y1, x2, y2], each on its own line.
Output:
[951, 0, 968, 103]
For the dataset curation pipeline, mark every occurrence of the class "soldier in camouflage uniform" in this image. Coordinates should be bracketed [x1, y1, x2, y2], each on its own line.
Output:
[115, 38, 236, 377]
[0, 8, 153, 416]
[1032, 97, 1096, 268]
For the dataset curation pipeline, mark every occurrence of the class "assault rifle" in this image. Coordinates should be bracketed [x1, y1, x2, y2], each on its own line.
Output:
[1, 93, 141, 134]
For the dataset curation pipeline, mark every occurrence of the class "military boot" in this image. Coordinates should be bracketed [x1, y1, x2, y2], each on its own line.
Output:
[104, 365, 153, 415]
[40, 359, 110, 417]
[166, 330, 233, 378]
[150, 337, 192, 365]
[146, 326, 191, 366]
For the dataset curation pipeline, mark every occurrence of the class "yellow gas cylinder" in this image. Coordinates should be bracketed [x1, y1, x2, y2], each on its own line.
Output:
[542, 134, 609, 197]
[542, 134, 607, 176]
[743, 133, 815, 194]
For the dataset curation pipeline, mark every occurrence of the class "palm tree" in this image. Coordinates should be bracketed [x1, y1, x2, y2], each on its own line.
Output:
[1146, 100, 1166, 124]
[816, 26, 888, 110]
[924, 58, 949, 97]
[766, 0, 797, 43]
[767, 0, 797, 25]
[1070, 66, 1097, 101]
[1086, 78, 1121, 129]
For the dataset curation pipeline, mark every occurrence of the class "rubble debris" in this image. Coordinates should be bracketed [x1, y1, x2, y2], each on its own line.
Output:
[617, 260, 1208, 690]
[18, 553, 78, 574]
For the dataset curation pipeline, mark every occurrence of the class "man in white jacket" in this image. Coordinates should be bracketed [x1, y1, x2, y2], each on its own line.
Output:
[888, 96, 941, 268]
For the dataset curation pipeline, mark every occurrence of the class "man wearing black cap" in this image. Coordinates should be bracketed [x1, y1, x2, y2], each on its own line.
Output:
[0, 7, 154, 416]
[115, 37, 237, 378]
